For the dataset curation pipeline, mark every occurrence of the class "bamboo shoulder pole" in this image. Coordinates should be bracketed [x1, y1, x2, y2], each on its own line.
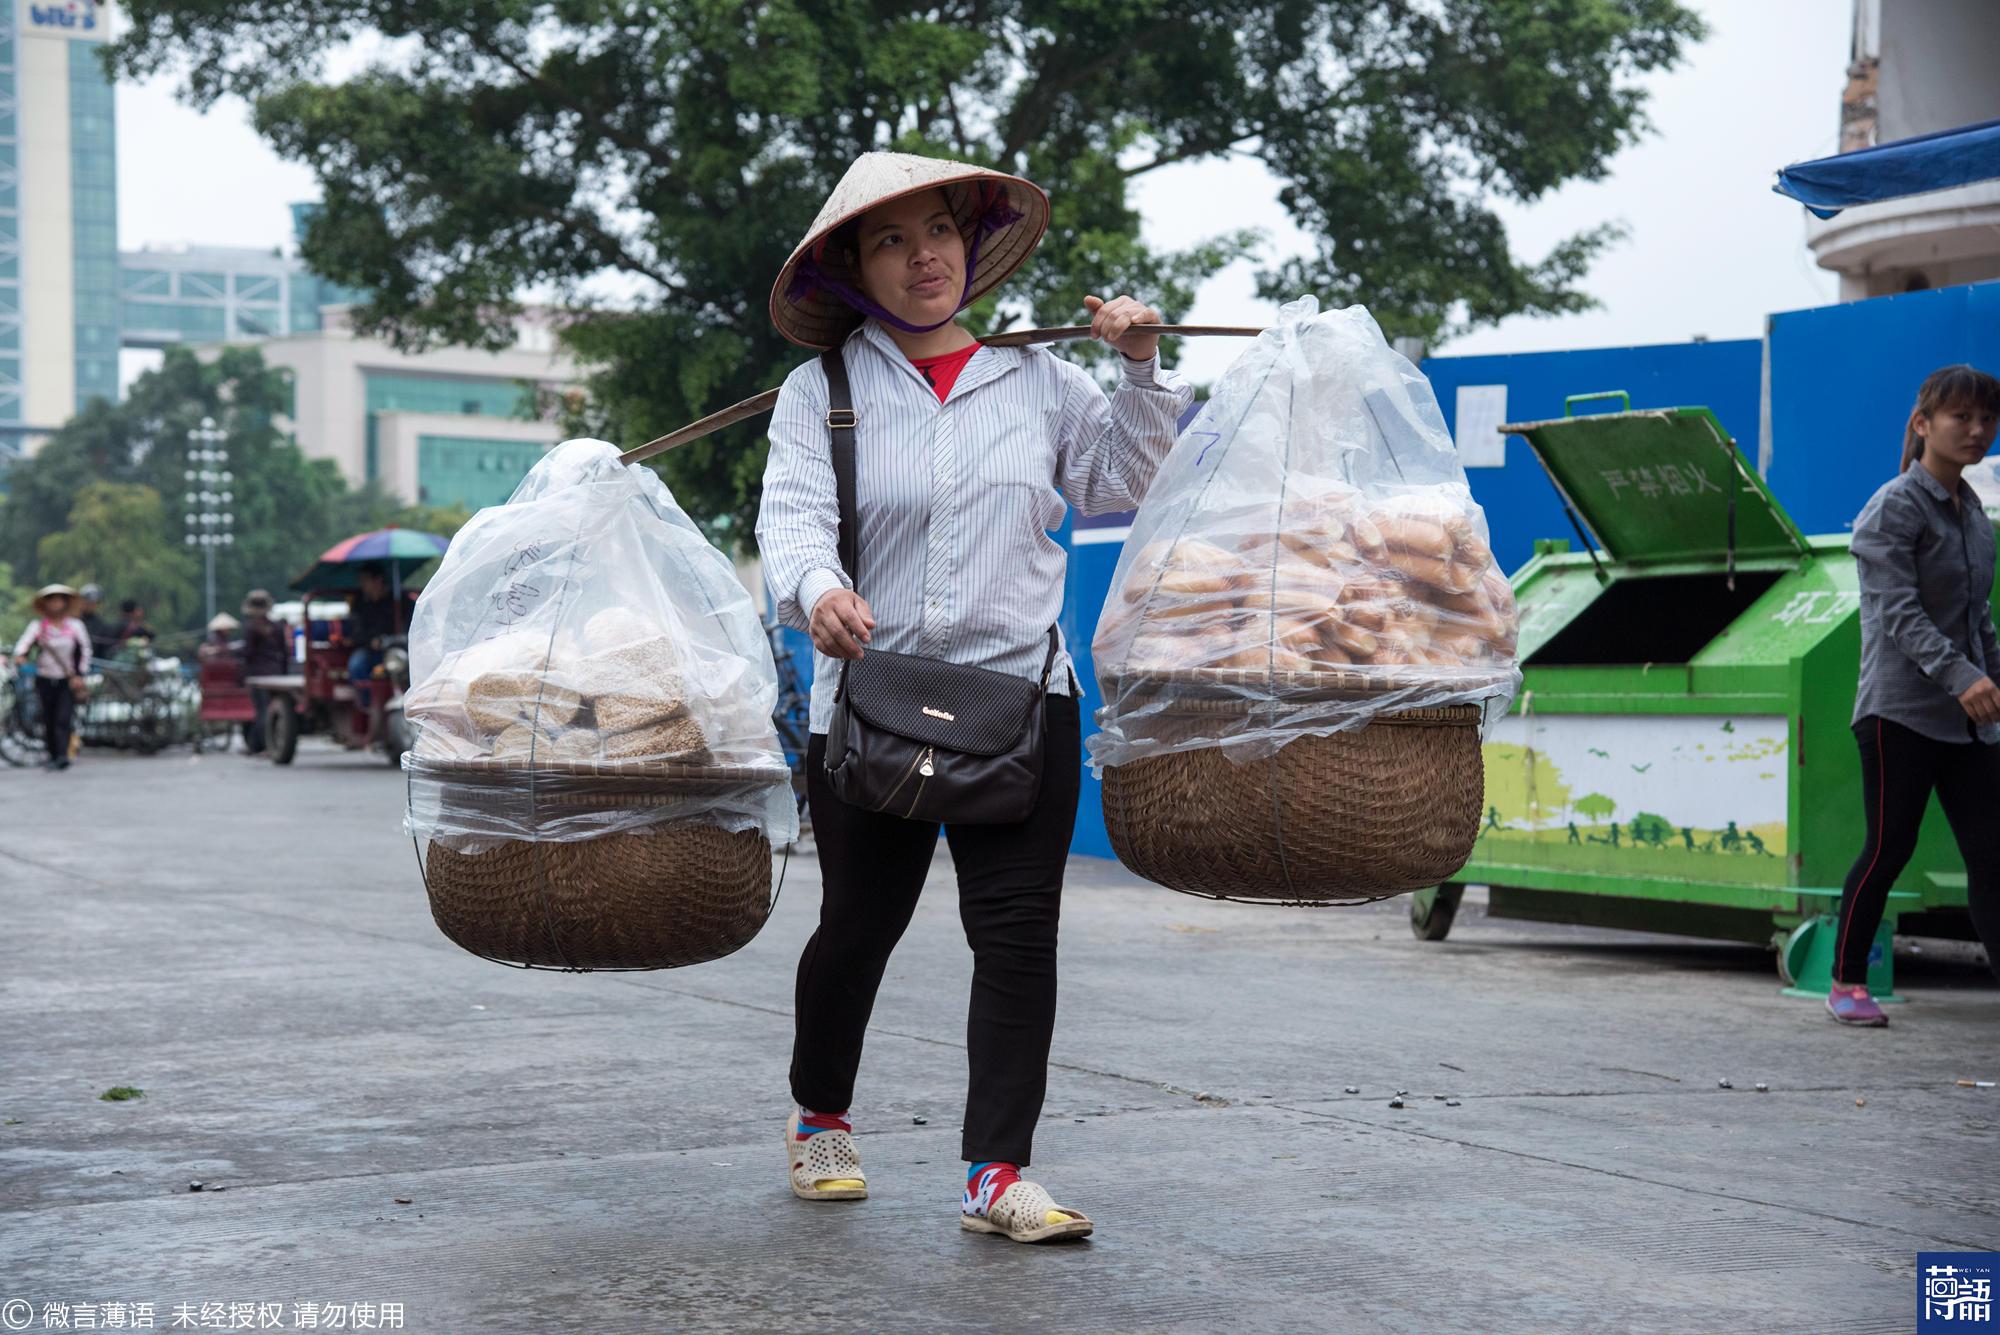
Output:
[617, 324, 1266, 465]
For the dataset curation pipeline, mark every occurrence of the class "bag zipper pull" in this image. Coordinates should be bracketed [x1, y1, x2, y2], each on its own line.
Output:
[918, 747, 935, 778]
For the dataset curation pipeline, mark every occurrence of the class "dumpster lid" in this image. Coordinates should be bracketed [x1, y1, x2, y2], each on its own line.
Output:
[1501, 396, 1809, 566]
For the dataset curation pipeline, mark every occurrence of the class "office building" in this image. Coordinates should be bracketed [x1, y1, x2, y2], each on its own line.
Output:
[120, 205, 369, 346]
[2, 0, 117, 461]
[1810, 0, 2000, 299]
[219, 306, 582, 512]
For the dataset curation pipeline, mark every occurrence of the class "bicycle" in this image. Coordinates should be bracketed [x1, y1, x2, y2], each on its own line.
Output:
[75, 638, 205, 754]
[1, 665, 43, 768]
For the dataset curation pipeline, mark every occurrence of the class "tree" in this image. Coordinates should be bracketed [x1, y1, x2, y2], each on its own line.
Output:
[38, 484, 202, 631]
[0, 561, 36, 652]
[1573, 792, 1618, 826]
[1, 347, 346, 610]
[1631, 810, 1671, 845]
[0, 347, 470, 630]
[107, 0, 1703, 545]
[1481, 742, 1572, 830]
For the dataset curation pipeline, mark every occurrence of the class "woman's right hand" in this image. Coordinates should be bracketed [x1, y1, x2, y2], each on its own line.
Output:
[809, 589, 876, 660]
[1960, 675, 2000, 725]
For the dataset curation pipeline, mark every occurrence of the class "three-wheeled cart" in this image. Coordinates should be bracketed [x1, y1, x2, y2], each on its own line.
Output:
[254, 527, 441, 766]
[195, 654, 257, 751]
[1411, 392, 1997, 999]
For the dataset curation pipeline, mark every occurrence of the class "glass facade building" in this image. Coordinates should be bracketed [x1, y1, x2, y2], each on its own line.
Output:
[0, 14, 575, 505]
[0, 13, 22, 448]
[362, 371, 541, 500]
[416, 434, 551, 510]
[6, 0, 118, 462]
[119, 247, 369, 347]
[69, 40, 116, 409]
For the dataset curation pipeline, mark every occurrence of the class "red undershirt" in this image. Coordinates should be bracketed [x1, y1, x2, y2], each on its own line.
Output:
[909, 342, 981, 402]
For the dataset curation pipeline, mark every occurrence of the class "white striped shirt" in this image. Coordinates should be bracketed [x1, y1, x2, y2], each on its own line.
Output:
[758, 319, 1193, 732]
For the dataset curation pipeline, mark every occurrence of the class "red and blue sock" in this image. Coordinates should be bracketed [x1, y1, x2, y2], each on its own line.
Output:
[964, 1161, 1022, 1216]
[795, 1106, 851, 1138]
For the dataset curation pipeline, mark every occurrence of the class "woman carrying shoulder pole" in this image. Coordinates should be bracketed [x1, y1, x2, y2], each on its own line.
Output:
[757, 152, 1191, 1241]
[1832, 364, 2000, 1024]
[11, 584, 91, 772]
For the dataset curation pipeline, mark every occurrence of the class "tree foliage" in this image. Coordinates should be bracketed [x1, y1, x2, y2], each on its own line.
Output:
[0, 560, 36, 652]
[0, 347, 471, 632]
[1573, 791, 1618, 823]
[107, 0, 1703, 545]
[38, 483, 201, 629]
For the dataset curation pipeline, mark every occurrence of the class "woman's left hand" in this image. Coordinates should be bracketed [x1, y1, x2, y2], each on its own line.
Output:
[1084, 294, 1161, 362]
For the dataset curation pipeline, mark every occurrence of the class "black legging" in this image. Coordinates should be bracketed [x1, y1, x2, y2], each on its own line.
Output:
[1836, 716, 2000, 984]
[790, 694, 1081, 1166]
[34, 676, 75, 764]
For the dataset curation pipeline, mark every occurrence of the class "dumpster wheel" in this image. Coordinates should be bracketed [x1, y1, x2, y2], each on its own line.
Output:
[1410, 884, 1465, 942]
[1777, 917, 1819, 988]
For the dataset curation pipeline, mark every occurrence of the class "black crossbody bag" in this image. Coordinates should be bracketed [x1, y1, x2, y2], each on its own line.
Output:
[819, 347, 1057, 825]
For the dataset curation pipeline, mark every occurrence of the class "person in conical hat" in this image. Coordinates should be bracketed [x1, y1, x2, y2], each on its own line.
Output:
[12, 584, 92, 770]
[199, 612, 242, 664]
[760, 150, 1194, 1242]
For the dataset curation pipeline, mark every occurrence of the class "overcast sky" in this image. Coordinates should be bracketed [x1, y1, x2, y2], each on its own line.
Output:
[116, 0, 1850, 384]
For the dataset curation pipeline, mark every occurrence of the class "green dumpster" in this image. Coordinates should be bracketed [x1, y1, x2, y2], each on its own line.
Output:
[1409, 392, 1997, 999]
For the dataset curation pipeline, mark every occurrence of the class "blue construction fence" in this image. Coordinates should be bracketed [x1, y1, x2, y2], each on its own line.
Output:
[771, 280, 2000, 859]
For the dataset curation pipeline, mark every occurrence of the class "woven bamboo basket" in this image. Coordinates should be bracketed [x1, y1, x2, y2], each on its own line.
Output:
[411, 757, 791, 970]
[1098, 665, 1497, 902]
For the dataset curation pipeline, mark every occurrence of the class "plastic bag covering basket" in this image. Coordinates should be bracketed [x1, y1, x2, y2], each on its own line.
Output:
[412, 757, 790, 970]
[401, 438, 800, 971]
[1097, 666, 1488, 902]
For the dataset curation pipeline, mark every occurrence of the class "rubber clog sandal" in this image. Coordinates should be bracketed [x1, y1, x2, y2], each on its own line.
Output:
[785, 1120, 867, 1201]
[961, 1179, 1093, 1244]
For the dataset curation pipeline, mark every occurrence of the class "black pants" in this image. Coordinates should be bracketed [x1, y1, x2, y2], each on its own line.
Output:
[1837, 716, 2000, 984]
[790, 693, 1081, 1166]
[34, 677, 75, 764]
[246, 687, 270, 754]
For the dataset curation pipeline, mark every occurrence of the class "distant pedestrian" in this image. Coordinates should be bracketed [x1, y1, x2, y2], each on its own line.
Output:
[345, 565, 401, 748]
[239, 590, 290, 755]
[10, 584, 90, 771]
[76, 583, 116, 659]
[1834, 364, 2000, 1026]
[198, 613, 240, 662]
[114, 599, 157, 651]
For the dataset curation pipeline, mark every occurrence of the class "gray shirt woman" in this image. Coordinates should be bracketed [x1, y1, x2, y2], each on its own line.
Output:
[1830, 364, 2000, 1025]
[1850, 462, 2000, 744]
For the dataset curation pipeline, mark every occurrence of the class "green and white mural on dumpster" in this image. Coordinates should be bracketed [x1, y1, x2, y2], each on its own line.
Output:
[1474, 714, 1789, 887]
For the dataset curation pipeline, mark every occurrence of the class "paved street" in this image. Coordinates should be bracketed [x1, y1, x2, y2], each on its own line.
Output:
[3, 744, 1996, 1333]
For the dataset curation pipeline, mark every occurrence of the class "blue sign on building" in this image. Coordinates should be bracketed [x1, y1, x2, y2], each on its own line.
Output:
[24, 0, 102, 35]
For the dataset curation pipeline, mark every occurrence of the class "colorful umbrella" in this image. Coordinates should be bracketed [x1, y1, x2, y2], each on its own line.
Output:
[291, 527, 451, 593]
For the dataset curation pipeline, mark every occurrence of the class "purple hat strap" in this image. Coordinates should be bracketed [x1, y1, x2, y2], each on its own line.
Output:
[787, 184, 1026, 335]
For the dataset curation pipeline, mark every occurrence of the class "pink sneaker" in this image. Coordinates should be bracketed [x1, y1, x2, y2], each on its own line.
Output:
[1826, 983, 1888, 1027]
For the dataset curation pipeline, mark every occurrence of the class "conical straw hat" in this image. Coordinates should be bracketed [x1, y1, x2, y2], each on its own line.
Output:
[33, 583, 77, 611]
[769, 152, 1050, 350]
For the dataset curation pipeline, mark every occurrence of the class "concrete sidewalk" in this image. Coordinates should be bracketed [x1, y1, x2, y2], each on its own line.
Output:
[2, 746, 1995, 1333]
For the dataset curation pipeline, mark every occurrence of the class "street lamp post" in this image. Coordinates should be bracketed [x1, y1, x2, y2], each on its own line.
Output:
[184, 417, 235, 625]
